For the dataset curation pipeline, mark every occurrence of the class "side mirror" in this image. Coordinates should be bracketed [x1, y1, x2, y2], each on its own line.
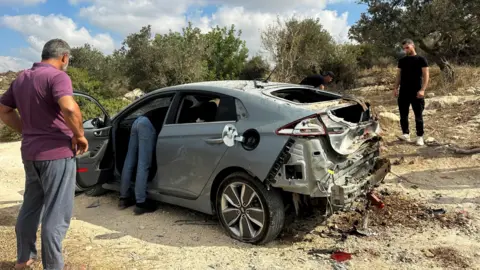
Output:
[91, 117, 105, 128]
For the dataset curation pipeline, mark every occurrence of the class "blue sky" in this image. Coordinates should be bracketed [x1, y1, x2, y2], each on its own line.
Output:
[0, 0, 367, 72]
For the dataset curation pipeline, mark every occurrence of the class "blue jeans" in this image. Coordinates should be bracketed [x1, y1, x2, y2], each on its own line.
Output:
[120, 116, 156, 203]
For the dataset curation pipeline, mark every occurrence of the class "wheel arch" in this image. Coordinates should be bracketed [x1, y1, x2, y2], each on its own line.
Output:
[209, 166, 259, 214]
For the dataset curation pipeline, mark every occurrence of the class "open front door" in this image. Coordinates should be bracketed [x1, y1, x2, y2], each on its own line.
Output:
[74, 91, 113, 189]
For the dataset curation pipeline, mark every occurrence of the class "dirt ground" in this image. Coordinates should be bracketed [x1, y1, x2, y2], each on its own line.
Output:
[1, 87, 480, 270]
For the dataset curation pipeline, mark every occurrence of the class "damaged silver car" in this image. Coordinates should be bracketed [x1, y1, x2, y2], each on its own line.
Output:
[74, 80, 390, 244]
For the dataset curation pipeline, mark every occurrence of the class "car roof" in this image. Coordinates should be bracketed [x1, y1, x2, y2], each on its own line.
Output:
[148, 80, 313, 96]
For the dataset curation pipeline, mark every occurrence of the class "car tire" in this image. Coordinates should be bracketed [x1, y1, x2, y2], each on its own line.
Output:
[84, 183, 108, 197]
[215, 172, 285, 245]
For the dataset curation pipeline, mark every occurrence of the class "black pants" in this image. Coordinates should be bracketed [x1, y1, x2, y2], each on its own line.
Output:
[398, 95, 425, 136]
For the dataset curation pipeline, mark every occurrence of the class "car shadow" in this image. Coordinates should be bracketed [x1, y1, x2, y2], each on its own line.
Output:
[2, 166, 477, 250]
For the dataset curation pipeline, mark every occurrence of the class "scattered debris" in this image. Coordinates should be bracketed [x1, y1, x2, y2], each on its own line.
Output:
[425, 137, 436, 144]
[331, 251, 352, 262]
[86, 200, 100, 208]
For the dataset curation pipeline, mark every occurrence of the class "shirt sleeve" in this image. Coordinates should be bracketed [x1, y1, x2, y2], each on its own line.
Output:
[51, 72, 73, 102]
[0, 83, 17, 109]
[420, 56, 428, 68]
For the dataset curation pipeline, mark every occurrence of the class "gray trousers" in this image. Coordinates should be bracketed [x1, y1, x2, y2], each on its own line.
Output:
[16, 157, 76, 270]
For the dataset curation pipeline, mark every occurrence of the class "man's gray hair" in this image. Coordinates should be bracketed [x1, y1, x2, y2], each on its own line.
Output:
[401, 38, 414, 46]
[41, 39, 71, 60]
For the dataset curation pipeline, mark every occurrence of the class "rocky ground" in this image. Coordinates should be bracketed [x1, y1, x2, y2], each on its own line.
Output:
[1, 70, 480, 269]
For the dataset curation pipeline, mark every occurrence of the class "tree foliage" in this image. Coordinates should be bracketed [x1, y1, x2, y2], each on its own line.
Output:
[349, 0, 480, 80]
[262, 17, 335, 83]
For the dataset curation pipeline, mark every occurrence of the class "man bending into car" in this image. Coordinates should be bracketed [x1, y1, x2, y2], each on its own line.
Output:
[300, 71, 335, 90]
[118, 114, 157, 215]
[0, 39, 88, 270]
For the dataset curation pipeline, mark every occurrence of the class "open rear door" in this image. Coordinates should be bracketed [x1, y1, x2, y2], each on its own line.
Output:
[74, 91, 113, 189]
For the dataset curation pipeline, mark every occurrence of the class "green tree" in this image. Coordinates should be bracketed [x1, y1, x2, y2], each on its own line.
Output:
[349, 0, 480, 80]
[153, 23, 209, 86]
[262, 17, 335, 83]
[203, 25, 249, 80]
[239, 56, 270, 80]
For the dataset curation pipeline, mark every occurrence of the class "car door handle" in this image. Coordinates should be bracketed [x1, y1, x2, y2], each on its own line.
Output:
[204, 138, 223, 145]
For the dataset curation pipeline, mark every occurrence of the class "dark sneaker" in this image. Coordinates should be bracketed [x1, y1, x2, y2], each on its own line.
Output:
[134, 201, 157, 215]
[118, 198, 135, 210]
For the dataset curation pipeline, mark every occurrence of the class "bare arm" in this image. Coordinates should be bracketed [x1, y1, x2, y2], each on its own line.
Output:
[394, 68, 401, 91]
[58, 96, 84, 138]
[0, 104, 22, 133]
[421, 67, 429, 91]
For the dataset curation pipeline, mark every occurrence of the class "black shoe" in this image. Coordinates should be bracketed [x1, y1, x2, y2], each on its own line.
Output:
[134, 201, 157, 215]
[118, 198, 135, 210]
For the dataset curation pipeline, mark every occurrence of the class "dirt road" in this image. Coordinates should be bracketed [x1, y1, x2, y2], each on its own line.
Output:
[1, 91, 480, 269]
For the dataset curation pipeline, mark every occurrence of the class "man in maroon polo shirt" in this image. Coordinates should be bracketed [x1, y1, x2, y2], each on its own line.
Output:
[0, 39, 88, 270]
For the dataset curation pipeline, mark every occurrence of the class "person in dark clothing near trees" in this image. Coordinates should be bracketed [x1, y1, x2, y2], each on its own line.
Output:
[394, 39, 430, 146]
[300, 71, 335, 90]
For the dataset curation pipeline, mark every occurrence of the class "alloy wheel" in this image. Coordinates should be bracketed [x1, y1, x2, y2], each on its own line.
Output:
[220, 182, 266, 240]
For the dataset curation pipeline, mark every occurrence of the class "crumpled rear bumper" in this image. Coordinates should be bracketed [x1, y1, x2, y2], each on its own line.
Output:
[330, 157, 391, 206]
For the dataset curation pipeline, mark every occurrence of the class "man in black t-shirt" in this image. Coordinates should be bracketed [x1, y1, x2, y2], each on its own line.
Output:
[393, 39, 430, 146]
[300, 71, 335, 90]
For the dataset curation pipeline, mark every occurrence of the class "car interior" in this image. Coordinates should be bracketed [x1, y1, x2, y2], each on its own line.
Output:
[113, 93, 237, 183]
[271, 88, 340, 103]
[114, 95, 174, 180]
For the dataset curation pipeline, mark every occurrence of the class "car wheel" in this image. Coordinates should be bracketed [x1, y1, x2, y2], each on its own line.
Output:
[215, 172, 285, 244]
[84, 183, 108, 197]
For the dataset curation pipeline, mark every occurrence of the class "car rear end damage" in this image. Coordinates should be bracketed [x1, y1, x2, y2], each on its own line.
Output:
[264, 87, 390, 210]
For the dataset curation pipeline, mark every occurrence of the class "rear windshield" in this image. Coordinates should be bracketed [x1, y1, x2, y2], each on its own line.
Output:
[270, 88, 340, 103]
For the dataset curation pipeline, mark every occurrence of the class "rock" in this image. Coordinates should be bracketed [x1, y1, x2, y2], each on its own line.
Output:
[423, 109, 437, 116]
[379, 112, 400, 122]
[85, 246, 93, 251]
[426, 95, 480, 109]
[375, 105, 387, 112]
[472, 154, 480, 161]
[425, 137, 436, 143]
[466, 88, 476, 95]
[422, 249, 435, 258]
[139, 226, 145, 230]
[124, 88, 145, 101]
[426, 92, 435, 98]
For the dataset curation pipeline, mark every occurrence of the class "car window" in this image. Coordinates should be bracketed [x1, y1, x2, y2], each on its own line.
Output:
[125, 95, 173, 120]
[270, 88, 340, 103]
[175, 93, 237, 124]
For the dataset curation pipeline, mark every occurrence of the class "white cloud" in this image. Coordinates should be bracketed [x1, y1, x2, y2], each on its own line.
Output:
[191, 6, 350, 55]
[76, 0, 351, 56]
[0, 0, 46, 5]
[0, 56, 31, 72]
[1, 14, 115, 62]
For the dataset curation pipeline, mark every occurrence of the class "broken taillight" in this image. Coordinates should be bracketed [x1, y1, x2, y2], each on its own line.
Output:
[276, 114, 326, 137]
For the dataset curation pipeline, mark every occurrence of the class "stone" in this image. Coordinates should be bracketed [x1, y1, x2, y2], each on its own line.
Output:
[425, 137, 436, 143]
[426, 92, 435, 98]
[124, 88, 145, 101]
[426, 95, 480, 109]
[466, 88, 476, 95]
[472, 154, 480, 161]
[422, 249, 435, 258]
[423, 109, 437, 116]
[379, 112, 400, 122]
